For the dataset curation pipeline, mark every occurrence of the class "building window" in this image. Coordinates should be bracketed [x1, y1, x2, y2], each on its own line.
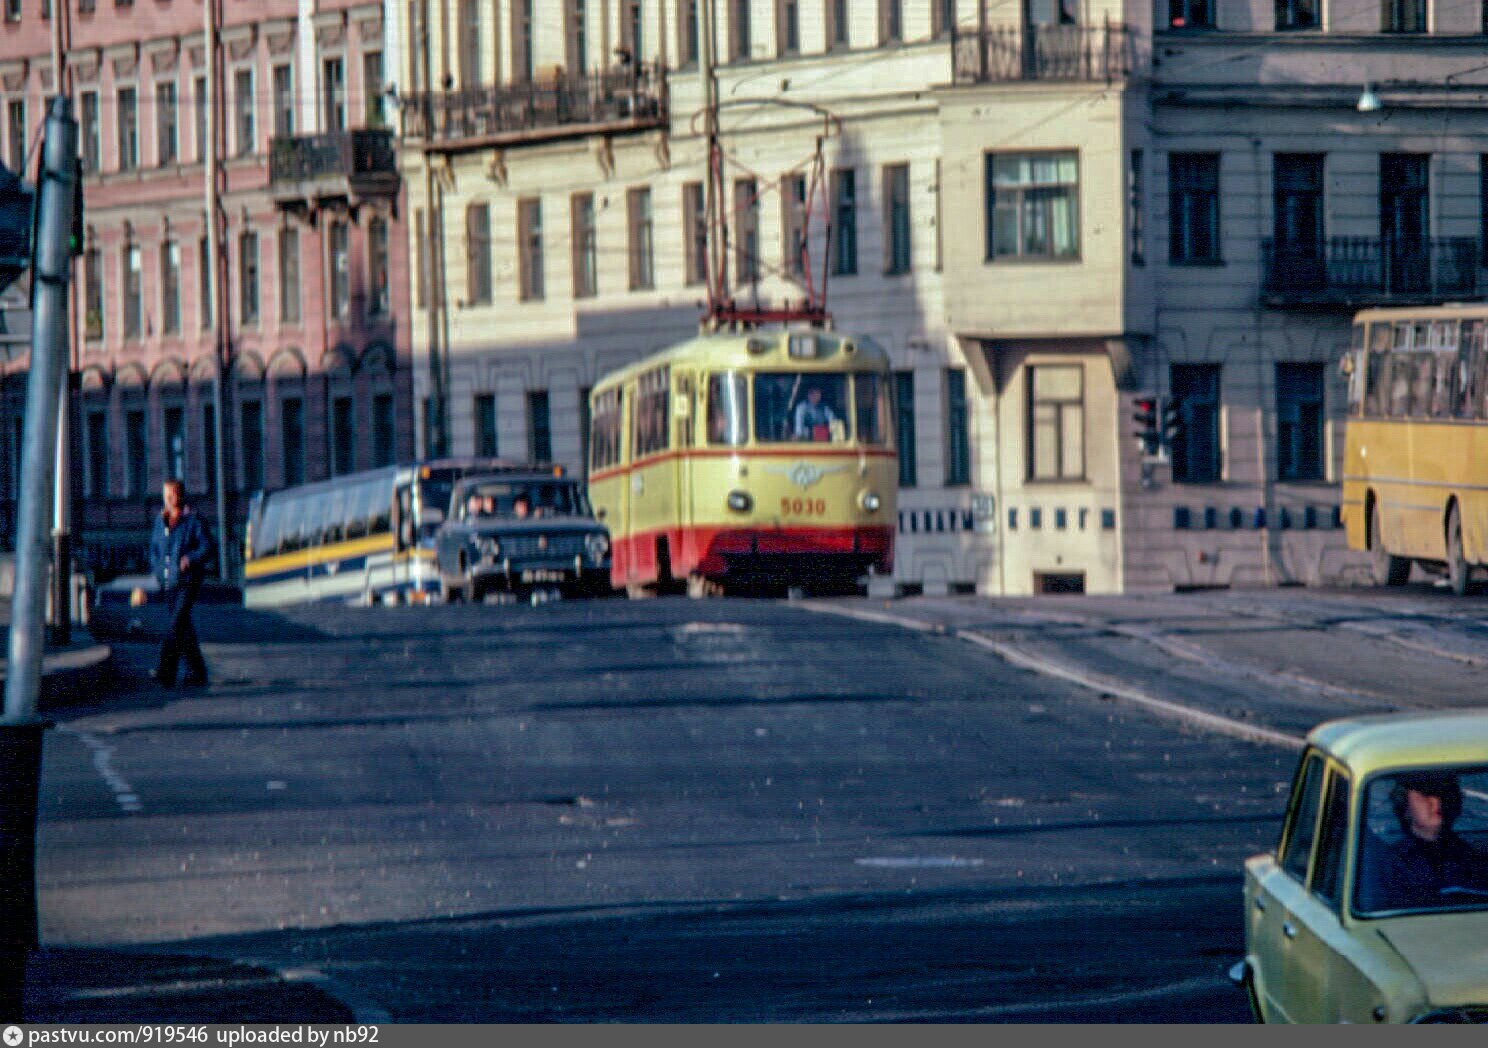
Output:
[572, 193, 597, 298]
[414, 208, 428, 308]
[363, 52, 385, 128]
[783, 173, 807, 277]
[164, 405, 185, 482]
[84, 246, 103, 340]
[475, 393, 497, 456]
[79, 91, 100, 173]
[1381, 154, 1429, 293]
[459, 0, 482, 88]
[372, 393, 395, 467]
[932, 0, 955, 36]
[233, 69, 254, 157]
[465, 204, 491, 304]
[125, 408, 147, 497]
[4, 100, 22, 173]
[628, 187, 654, 290]
[3, 0, 18, 22]
[272, 65, 294, 136]
[884, 162, 912, 274]
[735, 178, 758, 284]
[827, 0, 850, 46]
[1384, 0, 1425, 30]
[199, 235, 213, 330]
[1027, 365, 1082, 482]
[1273, 153, 1324, 282]
[1169, 0, 1214, 25]
[832, 168, 857, 276]
[1170, 364, 1221, 483]
[894, 371, 917, 488]
[1129, 149, 1145, 265]
[201, 403, 217, 495]
[986, 152, 1080, 261]
[117, 87, 138, 170]
[422, 396, 437, 457]
[946, 368, 972, 486]
[281, 397, 304, 487]
[323, 58, 346, 132]
[732, 0, 753, 58]
[368, 217, 388, 315]
[880, 0, 902, 42]
[193, 76, 207, 162]
[123, 243, 142, 339]
[239, 230, 259, 326]
[1276, 0, 1317, 27]
[518, 197, 545, 301]
[683, 182, 707, 286]
[1276, 363, 1325, 481]
[1169, 152, 1221, 264]
[778, 0, 800, 53]
[156, 81, 177, 165]
[279, 229, 300, 325]
[161, 239, 180, 335]
[329, 220, 350, 317]
[679, 0, 700, 66]
[86, 410, 108, 498]
[240, 401, 263, 491]
[332, 396, 355, 476]
[568, 0, 588, 74]
[527, 389, 551, 462]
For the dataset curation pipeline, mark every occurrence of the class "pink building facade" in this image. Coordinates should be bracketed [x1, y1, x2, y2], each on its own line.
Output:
[0, 0, 412, 578]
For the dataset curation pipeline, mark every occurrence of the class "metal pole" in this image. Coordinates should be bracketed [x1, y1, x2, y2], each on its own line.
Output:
[47, 0, 71, 644]
[205, 0, 230, 578]
[0, 94, 77, 1019]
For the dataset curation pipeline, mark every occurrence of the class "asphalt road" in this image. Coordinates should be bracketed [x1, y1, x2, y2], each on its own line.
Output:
[36, 596, 1297, 1021]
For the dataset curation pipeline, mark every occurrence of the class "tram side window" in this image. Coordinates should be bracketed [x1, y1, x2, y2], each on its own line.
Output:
[633, 367, 670, 458]
[590, 388, 623, 471]
[854, 373, 889, 446]
[707, 373, 747, 446]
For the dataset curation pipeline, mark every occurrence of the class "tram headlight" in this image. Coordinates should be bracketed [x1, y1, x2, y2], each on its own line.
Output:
[727, 490, 753, 513]
[859, 491, 882, 513]
[586, 533, 610, 562]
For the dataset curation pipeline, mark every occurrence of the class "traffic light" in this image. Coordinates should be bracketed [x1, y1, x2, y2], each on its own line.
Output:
[68, 159, 83, 258]
[0, 162, 34, 296]
[1133, 396, 1160, 456]
[1161, 396, 1184, 454]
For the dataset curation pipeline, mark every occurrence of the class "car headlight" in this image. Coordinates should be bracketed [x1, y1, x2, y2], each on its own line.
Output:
[586, 533, 610, 561]
[727, 490, 753, 512]
[859, 491, 881, 512]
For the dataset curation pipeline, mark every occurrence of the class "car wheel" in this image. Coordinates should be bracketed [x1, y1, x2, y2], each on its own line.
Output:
[1371, 502, 1410, 587]
[1447, 505, 1471, 597]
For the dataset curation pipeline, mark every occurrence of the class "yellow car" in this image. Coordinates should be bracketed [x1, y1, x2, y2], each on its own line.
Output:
[1236, 712, 1488, 1023]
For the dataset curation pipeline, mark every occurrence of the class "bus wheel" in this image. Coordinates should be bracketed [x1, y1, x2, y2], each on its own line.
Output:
[1371, 503, 1410, 587]
[1447, 506, 1472, 596]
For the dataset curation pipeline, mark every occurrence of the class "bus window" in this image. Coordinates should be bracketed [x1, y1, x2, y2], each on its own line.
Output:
[1460, 321, 1486, 419]
[1412, 321, 1432, 349]
[396, 484, 414, 551]
[278, 498, 305, 553]
[1431, 350, 1458, 418]
[1388, 356, 1413, 418]
[754, 372, 850, 443]
[1409, 354, 1435, 417]
[370, 479, 393, 534]
[854, 373, 890, 446]
[1393, 322, 1412, 351]
[322, 487, 347, 546]
[302, 497, 329, 549]
[257, 499, 283, 558]
[1364, 323, 1392, 417]
[707, 373, 747, 446]
[1432, 320, 1458, 351]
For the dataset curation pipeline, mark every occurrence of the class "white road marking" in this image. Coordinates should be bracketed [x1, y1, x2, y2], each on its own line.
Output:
[60, 726, 146, 815]
[855, 856, 985, 868]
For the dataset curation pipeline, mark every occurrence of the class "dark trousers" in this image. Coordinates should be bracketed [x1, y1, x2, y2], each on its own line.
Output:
[156, 576, 207, 684]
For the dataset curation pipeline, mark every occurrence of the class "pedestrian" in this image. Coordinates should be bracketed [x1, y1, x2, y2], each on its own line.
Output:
[149, 478, 216, 688]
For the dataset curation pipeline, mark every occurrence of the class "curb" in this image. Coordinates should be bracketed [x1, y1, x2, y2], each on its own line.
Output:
[275, 967, 393, 1024]
[799, 600, 1305, 751]
[35, 643, 115, 710]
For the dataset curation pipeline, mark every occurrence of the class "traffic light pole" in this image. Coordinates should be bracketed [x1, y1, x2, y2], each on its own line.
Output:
[0, 96, 77, 1020]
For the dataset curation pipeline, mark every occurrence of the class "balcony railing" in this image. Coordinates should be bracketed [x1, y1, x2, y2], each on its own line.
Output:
[269, 129, 399, 205]
[952, 22, 1134, 83]
[400, 62, 667, 148]
[1261, 236, 1482, 307]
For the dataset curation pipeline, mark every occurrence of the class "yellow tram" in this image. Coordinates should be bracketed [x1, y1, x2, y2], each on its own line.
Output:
[588, 329, 897, 596]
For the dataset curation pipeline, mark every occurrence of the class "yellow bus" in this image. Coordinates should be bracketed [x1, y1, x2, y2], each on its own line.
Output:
[588, 329, 897, 596]
[1341, 304, 1488, 594]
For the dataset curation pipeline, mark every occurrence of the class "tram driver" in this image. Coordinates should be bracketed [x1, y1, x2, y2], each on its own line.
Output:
[793, 385, 838, 442]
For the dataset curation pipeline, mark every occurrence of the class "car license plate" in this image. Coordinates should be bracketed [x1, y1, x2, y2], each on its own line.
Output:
[521, 569, 567, 583]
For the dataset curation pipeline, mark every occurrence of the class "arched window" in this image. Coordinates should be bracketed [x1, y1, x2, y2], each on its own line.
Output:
[233, 353, 266, 493]
[268, 349, 307, 488]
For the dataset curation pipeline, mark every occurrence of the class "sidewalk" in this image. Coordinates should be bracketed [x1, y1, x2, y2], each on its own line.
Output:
[0, 599, 114, 710]
[23, 949, 354, 1023]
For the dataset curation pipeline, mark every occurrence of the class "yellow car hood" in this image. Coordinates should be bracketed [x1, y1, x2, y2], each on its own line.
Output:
[1378, 910, 1488, 1007]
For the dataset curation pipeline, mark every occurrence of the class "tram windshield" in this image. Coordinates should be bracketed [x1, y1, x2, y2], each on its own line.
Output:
[754, 372, 851, 444]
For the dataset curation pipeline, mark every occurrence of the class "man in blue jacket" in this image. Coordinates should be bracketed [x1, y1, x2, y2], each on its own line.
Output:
[149, 478, 216, 687]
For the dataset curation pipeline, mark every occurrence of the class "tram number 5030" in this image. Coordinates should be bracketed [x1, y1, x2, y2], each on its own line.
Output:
[781, 497, 827, 516]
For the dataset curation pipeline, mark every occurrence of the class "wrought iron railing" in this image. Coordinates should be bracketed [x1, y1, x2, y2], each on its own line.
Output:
[400, 62, 667, 144]
[1261, 236, 1481, 305]
[268, 129, 397, 187]
[952, 21, 1134, 83]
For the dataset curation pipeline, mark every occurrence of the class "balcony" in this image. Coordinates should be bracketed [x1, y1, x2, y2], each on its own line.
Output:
[400, 63, 667, 152]
[952, 22, 1134, 84]
[1261, 237, 1482, 308]
[268, 129, 400, 207]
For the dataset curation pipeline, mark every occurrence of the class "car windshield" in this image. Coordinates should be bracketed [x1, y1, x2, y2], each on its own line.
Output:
[459, 481, 590, 521]
[753, 372, 850, 444]
[1354, 765, 1488, 916]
